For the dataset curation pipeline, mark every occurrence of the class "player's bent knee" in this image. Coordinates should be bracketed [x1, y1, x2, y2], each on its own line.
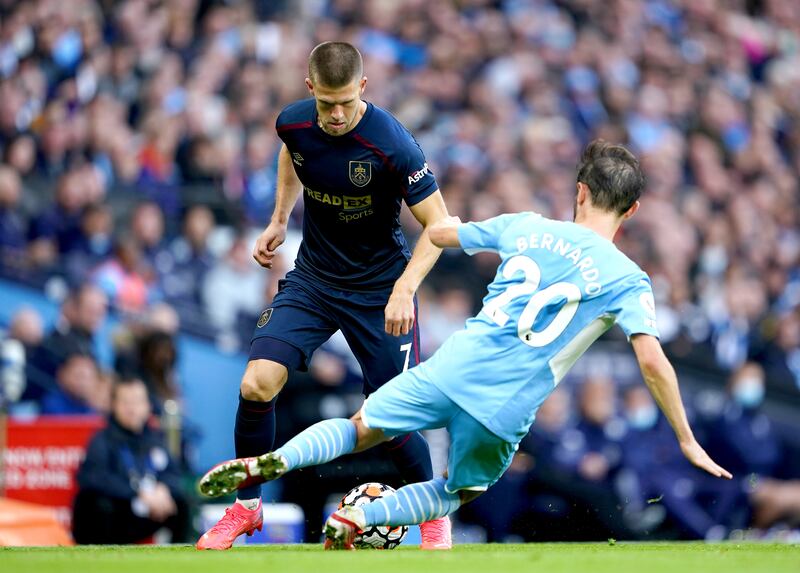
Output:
[350, 410, 389, 452]
[240, 359, 289, 401]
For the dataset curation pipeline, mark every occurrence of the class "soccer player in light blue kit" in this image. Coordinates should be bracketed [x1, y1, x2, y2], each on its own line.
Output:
[198, 141, 732, 548]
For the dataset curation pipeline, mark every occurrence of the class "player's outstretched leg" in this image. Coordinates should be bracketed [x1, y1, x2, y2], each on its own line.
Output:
[382, 432, 451, 549]
[324, 477, 460, 550]
[199, 418, 359, 497]
[196, 393, 276, 550]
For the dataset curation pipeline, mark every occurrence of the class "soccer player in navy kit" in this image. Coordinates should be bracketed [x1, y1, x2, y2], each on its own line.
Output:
[196, 42, 452, 550]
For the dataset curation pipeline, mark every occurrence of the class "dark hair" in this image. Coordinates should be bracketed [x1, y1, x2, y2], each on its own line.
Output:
[111, 376, 148, 403]
[308, 42, 363, 88]
[576, 140, 645, 215]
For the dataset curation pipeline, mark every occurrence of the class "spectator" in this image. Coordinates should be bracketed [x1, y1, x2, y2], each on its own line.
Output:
[8, 306, 45, 348]
[27, 284, 108, 399]
[202, 233, 267, 336]
[93, 235, 152, 313]
[163, 205, 215, 316]
[129, 201, 173, 282]
[702, 362, 787, 479]
[554, 377, 632, 536]
[567, 377, 625, 486]
[463, 386, 576, 542]
[238, 126, 278, 225]
[751, 311, 800, 399]
[40, 353, 109, 415]
[2, 307, 45, 407]
[620, 385, 745, 540]
[64, 202, 114, 284]
[519, 385, 579, 536]
[751, 479, 800, 530]
[0, 165, 26, 272]
[135, 330, 180, 415]
[27, 169, 88, 269]
[72, 377, 191, 544]
[4, 135, 37, 178]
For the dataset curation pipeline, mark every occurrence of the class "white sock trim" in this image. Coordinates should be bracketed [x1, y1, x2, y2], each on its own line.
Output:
[235, 498, 261, 511]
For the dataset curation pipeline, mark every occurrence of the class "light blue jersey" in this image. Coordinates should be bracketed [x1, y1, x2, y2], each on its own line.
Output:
[415, 212, 659, 443]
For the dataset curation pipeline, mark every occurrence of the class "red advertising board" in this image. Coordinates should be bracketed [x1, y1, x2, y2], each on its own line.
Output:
[2, 416, 104, 525]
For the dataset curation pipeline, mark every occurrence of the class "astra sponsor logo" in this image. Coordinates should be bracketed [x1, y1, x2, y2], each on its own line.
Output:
[407, 163, 430, 185]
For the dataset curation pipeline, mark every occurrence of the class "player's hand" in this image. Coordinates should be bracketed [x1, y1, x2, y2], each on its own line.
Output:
[385, 287, 415, 336]
[253, 221, 287, 269]
[679, 439, 733, 479]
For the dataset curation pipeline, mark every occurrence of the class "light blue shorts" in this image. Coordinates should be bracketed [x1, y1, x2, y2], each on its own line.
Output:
[361, 367, 517, 493]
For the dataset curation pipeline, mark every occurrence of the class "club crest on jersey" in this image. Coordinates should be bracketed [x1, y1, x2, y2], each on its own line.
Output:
[257, 308, 273, 328]
[349, 161, 372, 187]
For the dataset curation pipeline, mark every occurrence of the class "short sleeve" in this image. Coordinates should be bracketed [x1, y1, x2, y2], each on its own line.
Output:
[458, 214, 521, 255]
[614, 275, 660, 340]
[394, 134, 438, 206]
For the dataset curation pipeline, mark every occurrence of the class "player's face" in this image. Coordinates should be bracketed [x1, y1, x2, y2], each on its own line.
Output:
[307, 77, 366, 136]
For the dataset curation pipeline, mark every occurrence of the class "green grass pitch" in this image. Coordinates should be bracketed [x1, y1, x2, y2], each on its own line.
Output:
[2, 543, 797, 573]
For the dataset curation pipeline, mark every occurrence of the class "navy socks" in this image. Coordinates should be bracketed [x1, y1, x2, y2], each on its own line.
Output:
[234, 393, 276, 500]
[384, 431, 433, 485]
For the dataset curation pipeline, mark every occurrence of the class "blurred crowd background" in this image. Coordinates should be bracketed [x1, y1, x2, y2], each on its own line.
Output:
[0, 0, 799, 544]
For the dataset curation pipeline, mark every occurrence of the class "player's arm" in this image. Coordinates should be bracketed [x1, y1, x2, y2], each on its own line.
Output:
[429, 216, 463, 248]
[385, 191, 449, 336]
[253, 144, 303, 269]
[630, 334, 732, 479]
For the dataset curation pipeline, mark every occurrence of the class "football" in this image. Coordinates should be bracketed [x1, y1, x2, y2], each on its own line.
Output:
[337, 482, 408, 549]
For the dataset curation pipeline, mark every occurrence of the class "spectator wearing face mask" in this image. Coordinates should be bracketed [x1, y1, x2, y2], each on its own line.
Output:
[620, 386, 745, 540]
[703, 363, 788, 480]
[64, 203, 114, 284]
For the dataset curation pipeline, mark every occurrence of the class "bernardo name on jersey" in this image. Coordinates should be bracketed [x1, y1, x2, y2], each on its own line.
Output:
[416, 212, 660, 444]
[513, 231, 603, 296]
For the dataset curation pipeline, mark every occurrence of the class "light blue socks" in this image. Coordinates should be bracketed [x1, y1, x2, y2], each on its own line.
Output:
[275, 418, 357, 470]
[361, 477, 461, 526]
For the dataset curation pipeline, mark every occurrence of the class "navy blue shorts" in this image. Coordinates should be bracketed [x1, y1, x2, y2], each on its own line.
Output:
[249, 270, 420, 395]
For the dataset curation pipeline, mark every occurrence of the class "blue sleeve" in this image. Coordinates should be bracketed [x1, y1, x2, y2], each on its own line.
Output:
[457, 214, 521, 255]
[614, 275, 660, 340]
[274, 99, 314, 145]
[394, 132, 438, 206]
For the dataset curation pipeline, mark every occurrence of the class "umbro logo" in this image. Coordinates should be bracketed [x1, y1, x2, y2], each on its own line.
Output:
[292, 153, 304, 166]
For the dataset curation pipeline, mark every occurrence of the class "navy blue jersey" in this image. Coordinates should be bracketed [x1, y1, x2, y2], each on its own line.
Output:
[275, 98, 438, 291]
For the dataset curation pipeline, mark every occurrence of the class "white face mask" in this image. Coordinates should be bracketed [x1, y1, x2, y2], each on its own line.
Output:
[733, 378, 764, 409]
[627, 404, 658, 431]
